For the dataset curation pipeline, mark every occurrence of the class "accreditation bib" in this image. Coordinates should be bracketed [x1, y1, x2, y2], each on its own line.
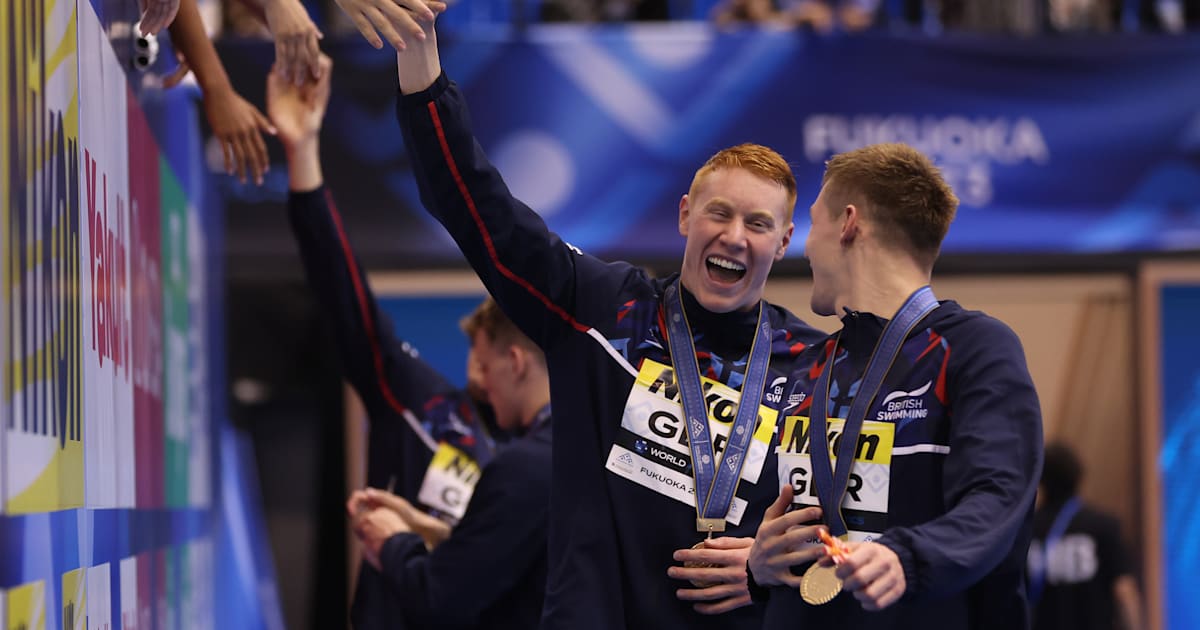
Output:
[604, 359, 777, 526]
[777, 416, 894, 542]
[417, 442, 482, 522]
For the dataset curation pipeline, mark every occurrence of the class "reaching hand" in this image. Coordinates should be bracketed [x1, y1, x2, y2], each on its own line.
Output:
[138, 0, 180, 35]
[668, 536, 756, 615]
[331, 0, 446, 51]
[202, 86, 276, 185]
[261, 0, 324, 86]
[267, 54, 333, 150]
[747, 484, 827, 588]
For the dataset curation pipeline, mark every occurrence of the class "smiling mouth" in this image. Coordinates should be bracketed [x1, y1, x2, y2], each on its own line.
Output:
[706, 255, 747, 284]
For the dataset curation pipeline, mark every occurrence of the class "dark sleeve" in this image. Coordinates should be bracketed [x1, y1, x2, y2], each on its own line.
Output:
[395, 73, 640, 352]
[378, 447, 550, 628]
[287, 186, 457, 422]
[878, 317, 1043, 600]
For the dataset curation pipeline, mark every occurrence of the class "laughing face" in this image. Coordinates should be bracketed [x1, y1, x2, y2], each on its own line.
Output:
[678, 168, 794, 313]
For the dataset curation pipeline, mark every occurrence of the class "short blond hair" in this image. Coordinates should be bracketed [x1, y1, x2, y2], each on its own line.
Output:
[822, 143, 958, 265]
[459, 298, 542, 358]
[689, 143, 798, 213]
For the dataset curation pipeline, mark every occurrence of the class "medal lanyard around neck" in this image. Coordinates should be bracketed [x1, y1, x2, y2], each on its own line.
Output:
[664, 282, 772, 534]
[808, 286, 939, 537]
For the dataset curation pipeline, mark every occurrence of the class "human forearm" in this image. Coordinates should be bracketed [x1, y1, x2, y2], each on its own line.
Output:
[879, 323, 1042, 599]
[167, 0, 231, 94]
[396, 19, 440, 95]
[1114, 575, 1144, 630]
[285, 139, 321, 192]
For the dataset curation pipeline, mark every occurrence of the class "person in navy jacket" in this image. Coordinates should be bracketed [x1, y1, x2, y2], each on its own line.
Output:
[391, 12, 827, 630]
[350, 297, 553, 630]
[268, 56, 517, 629]
[747, 143, 1043, 630]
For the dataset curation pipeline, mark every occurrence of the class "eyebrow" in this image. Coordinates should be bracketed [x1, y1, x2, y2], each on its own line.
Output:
[704, 198, 734, 211]
[747, 210, 776, 225]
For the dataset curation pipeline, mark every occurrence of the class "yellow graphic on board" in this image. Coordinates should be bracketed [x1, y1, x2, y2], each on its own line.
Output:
[2, 0, 84, 513]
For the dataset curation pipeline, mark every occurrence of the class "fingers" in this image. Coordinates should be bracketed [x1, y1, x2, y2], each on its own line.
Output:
[289, 37, 308, 87]
[762, 483, 794, 522]
[836, 543, 907, 611]
[761, 505, 822, 540]
[701, 536, 753, 550]
[766, 547, 826, 570]
[839, 552, 888, 592]
[281, 37, 298, 86]
[253, 107, 278, 137]
[855, 570, 903, 611]
[349, 10, 384, 49]
[246, 128, 269, 186]
[304, 32, 323, 80]
[346, 490, 371, 516]
[311, 55, 334, 106]
[139, 0, 179, 35]
[366, 488, 413, 514]
[274, 40, 291, 85]
[693, 593, 752, 615]
[219, 138, 234, 178]
[366, 4, 412, 52]
[673, 547, 742, 568]
[674, 582, 745, 602]
[231, 133, 252, 184]
[393, 0, 437, 21]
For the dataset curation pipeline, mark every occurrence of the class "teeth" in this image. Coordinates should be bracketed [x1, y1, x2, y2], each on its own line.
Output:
[707, 256, 745, 272]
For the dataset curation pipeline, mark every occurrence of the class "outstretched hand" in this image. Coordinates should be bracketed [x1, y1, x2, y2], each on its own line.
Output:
[262, 0, 324, 86]
[332, 0, 445, 50]
[202, 86, 276, 185]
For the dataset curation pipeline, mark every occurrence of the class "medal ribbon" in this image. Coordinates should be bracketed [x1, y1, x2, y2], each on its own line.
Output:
[808, 286, 939, 537]
[664, 282, 772, 531]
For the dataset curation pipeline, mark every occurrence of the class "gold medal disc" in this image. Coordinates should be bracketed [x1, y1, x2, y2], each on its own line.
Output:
[799, 562, 843, 605]
[683, 540, 719, 588]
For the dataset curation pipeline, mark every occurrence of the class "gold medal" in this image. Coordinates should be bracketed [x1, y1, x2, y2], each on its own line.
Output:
[683, 540, 720, 588]
[799, 562, 842, 605]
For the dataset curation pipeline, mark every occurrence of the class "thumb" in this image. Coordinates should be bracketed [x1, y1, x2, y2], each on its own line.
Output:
[764, 483, 794, 521]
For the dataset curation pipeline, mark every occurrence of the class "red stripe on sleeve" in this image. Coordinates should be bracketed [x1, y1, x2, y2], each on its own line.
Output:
[426, 101, 589, 334]
[326, 189, 415, 417]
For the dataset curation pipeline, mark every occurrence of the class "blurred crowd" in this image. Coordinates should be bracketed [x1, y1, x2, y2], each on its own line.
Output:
[209, 0, 1200, 38]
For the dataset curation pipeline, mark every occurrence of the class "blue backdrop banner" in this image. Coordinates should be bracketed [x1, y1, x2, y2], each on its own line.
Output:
[220, 28, 1200, 265]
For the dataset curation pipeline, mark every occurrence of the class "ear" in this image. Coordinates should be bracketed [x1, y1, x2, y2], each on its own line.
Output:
[509, 344, 527, 381]
[839, 204, 860, 246]
[678, 194, 691, 237]
[775, 222, 794, 262]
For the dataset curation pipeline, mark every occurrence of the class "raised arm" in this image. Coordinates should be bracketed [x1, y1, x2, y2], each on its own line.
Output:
[270, 58, 459, 436]
[393, 17, 639, 352]
[168, 0, 276, 185]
